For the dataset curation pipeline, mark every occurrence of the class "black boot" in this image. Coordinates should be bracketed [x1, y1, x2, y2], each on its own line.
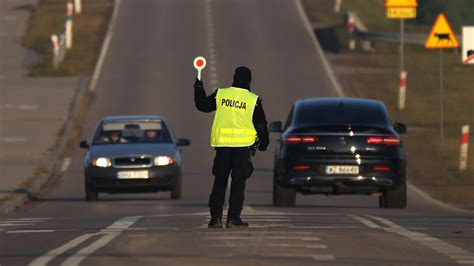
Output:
[208, 217, 223, 228]
[226, 219, 249, 228]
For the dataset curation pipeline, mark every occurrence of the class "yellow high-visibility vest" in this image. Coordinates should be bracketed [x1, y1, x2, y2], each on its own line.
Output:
[210, 87, 258, 147]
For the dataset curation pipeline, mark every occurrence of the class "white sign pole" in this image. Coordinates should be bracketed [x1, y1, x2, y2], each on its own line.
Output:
[460, 125, 470, 171]
[398, 71, 407, 110]
[462, 27, 474, 64]
[193, 56, 207, 81]
[74, 0, 82, 14]
[66, 3, 74, 49]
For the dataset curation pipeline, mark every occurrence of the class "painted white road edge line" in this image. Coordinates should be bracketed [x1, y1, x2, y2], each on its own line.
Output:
[294, 0, 344, 97]
[408, 182, 474, 214]
[369, 216, 474, 266]
[88, 0, 121, 92]
[60, 157, 71, 172]
[29, 216, 142, 266]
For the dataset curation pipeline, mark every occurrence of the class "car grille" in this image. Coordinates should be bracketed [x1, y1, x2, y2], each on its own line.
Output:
[113, 157, 152, 168]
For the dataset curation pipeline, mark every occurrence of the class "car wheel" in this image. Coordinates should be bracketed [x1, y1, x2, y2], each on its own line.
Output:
[273, 173, 296, 207]
[85, 181, 98, 201]
[379, 180, 407, 208]
[170, 175, 182, 200]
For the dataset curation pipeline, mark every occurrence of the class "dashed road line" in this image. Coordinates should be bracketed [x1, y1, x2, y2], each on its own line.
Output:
[2, 138, 29, 143]
[0, 104, 38, 111]
[60, 157, 71, 172]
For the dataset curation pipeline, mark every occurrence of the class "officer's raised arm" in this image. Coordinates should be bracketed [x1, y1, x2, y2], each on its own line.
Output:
[194, 78, 217, 113]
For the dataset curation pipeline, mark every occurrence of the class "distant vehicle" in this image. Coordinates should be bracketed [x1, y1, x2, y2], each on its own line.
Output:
[270, 98, 407, 208]
[79, 115, 190, 201]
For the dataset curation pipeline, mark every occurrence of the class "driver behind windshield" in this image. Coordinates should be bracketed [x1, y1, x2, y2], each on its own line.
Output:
[141, 129, 164, 143]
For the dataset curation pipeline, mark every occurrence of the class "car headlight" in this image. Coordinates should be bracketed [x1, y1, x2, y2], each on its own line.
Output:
[92, 157, 112, 168]
[154, 156, 173, 166]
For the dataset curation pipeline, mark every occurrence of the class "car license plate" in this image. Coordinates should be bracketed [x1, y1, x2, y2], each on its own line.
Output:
[325, 165, 359, 175]
[117, 170, 149, 179]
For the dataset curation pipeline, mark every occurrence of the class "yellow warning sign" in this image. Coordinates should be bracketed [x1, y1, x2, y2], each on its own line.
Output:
[387, 7, 416, 19]
[385, 0, 417, 8]
[425, 13, 459, 49]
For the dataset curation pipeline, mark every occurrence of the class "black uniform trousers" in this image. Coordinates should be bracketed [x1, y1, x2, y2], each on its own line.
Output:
[209, 147, 254, 221]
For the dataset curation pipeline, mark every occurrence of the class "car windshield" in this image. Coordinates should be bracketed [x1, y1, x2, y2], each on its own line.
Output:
[93, 121, 173, 145]
[295, 103, 390, 128]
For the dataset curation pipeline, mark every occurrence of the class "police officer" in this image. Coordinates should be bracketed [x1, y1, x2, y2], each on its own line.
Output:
[194, 66, 269, 228]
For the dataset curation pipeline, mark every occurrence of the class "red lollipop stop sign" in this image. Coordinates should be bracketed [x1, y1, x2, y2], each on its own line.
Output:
[193, 56, 207, 80]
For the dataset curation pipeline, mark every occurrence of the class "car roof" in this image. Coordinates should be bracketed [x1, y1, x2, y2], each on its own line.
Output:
[295, 97, 384, 109]
[100, 115, 165, 123]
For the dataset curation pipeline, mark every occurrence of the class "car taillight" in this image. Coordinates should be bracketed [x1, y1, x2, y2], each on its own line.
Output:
[294, 165, 310, 170]
[367, 136, 400, 146]
[284, 135, 319, 144]
[374, 166, 391, 171]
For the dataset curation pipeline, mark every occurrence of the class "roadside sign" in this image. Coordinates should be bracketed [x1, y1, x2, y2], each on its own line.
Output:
[425, 14, 459, 49]
[193, 56, 207, 80]
[385, 0, 417, 19]
[462, 27, 474, 64]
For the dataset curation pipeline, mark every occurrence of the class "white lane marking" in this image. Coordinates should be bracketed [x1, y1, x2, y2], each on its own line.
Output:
[89, 0, 121, 92]
[0, 223, 33, 227]
[368, 216, 474, 266]
[201, 231, 314, 235]
[205, 236, 320, 241]
[60, 157, 71, 172]
[29, 216, 142, 266]
[0, 218, 50, 221]
[125, 227, 179, 231]
[351, 215, 381, 229]
[205, 218, 290, 222]
[0, 104, 38, 111]
[61, 233, 118, 266]
[7, 230, 55, 234]
[294, 0, 344, 97]
[265, 243, 327, 249]
[289, 225, 360, 229]
[127, 234, 146, 237]
[260, 253, 335, 261]
[29, 233, 95, 266]
[2, 138, 28, 143]
[408, 183, 474, 214]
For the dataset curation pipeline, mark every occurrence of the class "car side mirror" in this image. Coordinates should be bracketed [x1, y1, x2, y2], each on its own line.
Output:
[269, 121, 283, 133]
[393, 122, 407, 134]
[79, 140, 89, 149]
[177, 138, 191, 146]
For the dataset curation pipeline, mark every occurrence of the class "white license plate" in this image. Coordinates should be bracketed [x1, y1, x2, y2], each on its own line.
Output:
[117, 170, 149, 179]
[325, 165, 359, 175]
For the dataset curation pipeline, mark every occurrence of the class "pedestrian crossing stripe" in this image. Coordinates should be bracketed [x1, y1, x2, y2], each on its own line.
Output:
[425, 13, 459, 49]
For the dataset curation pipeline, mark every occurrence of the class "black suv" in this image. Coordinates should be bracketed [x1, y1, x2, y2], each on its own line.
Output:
[270, 98, 407, 208]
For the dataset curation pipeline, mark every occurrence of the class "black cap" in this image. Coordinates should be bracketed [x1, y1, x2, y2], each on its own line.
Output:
[233, 66, 252, 84]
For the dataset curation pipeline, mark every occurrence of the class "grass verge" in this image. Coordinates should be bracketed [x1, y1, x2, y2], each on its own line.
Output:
[302, 0, 474, 209]
[23, 0, 113, 76]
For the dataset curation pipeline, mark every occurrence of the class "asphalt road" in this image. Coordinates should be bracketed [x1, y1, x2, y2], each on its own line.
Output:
[1, 0, 473, 265]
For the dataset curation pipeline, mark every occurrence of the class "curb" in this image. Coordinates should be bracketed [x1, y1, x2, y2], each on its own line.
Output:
[0, 77, 89, 214]
[294, 0, 472, 213]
